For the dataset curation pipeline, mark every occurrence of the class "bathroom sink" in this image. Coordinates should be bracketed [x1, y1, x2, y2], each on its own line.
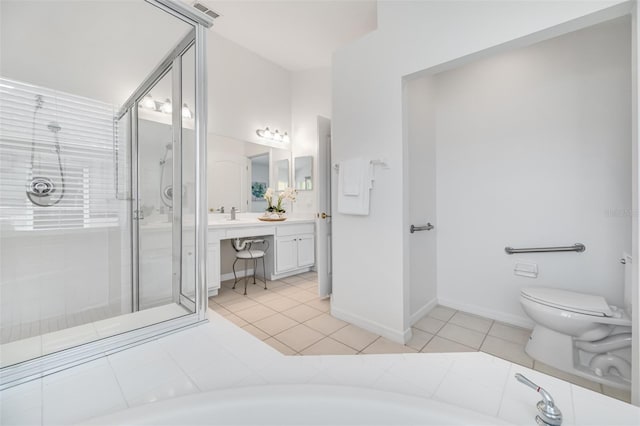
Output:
[208, 214, 259, 224]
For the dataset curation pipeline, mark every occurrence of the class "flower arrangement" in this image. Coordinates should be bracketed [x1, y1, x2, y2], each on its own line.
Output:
[264, 187, 297, 214]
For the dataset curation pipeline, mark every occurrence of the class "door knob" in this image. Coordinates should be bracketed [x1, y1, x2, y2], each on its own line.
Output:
[320, 212, 331, 219]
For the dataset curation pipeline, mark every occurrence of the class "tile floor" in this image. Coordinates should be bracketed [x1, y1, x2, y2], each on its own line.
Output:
[209, 271, 632, 403]
[5, 312, 639, 425]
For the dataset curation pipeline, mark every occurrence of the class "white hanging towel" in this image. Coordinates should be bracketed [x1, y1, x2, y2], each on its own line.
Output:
[337, 158, 373, 215]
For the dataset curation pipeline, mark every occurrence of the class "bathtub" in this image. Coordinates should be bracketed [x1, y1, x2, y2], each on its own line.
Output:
[86, 385, 510, 425]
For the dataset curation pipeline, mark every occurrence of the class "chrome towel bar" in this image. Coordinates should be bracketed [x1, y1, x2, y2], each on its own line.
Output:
[410, 223, 434, 233]
[505, 243, 585, 255]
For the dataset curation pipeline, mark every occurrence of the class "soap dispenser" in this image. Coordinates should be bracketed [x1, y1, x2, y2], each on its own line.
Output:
[230, 207, 236, 221]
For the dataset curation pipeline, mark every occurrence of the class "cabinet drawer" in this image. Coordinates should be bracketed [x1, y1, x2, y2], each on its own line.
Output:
[276, 223, 314, 237]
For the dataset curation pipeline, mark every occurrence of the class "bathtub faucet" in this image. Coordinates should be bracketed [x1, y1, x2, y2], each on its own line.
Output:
[515, 373, 562, 426]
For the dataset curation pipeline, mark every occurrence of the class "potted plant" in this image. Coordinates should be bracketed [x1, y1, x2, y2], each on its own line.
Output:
[263, 187, 297, 219]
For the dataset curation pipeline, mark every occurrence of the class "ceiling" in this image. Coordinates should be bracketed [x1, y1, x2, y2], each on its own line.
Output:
[1, 0, 192, 106]
[198, 0, 378, 71]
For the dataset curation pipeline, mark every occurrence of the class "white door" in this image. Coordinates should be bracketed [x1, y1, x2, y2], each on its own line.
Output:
[316, 116, 332, 297]
[407, 77, 437, 319]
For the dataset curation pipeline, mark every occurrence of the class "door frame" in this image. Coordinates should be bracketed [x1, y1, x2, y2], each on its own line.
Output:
[317, 116, 332, 297]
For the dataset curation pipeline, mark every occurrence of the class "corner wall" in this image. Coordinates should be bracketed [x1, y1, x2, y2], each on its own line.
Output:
[432, 18, 631, 326]
[332, 0, 633, 342]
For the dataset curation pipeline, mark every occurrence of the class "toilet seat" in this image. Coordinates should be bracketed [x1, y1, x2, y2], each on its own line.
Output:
[521, 287, 613, 317]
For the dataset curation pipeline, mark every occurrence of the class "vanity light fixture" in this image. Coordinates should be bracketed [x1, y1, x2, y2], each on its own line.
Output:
[182, 103, 193, 119]
[256, 126, 290, 143]
[160, 98, 172, 114]
[139, 95, 191, 118]
[141, 93, 156, 109]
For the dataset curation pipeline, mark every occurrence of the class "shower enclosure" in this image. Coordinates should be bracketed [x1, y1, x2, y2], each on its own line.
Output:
[0, 0, 212, 387]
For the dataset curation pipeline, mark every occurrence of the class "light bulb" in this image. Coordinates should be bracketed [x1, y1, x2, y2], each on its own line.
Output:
[264, 127, 273, 139]
[182, 103, 192, 119]
[283, 132, 290, 143]
[160, 98, 172, 114]
[274, 130, 282, 141]
[142, 94, 155, 109]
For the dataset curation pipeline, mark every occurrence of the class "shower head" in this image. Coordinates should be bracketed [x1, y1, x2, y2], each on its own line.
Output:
[166, 143, 172, 150]
[47, 122, 61, 133]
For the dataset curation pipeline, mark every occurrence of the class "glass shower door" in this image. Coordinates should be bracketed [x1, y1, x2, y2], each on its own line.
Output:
[133, 39, 196, 314]
[134, 70, 176, 311]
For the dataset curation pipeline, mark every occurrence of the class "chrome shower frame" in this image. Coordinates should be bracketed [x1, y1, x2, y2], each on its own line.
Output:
[0, 0, 212, 389]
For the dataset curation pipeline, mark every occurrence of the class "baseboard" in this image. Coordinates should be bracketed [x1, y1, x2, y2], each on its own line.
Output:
[437, 297, 534, 329]
[409, 298, 438, 326]
[271, 267, 313, 281]
[207, 270, 255, 297]
[331, 305, 410, 344]
[220, 270, 254, 283]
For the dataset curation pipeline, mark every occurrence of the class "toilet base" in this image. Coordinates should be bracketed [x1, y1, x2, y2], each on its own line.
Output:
[525, 325, 631, 390]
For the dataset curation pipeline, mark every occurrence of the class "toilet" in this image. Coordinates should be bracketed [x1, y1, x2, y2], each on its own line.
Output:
[520, 274, 633, 390]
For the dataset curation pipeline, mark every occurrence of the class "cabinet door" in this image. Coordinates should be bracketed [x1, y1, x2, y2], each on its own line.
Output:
[297, 234, 315, 268]
[276, 236, 298, 273]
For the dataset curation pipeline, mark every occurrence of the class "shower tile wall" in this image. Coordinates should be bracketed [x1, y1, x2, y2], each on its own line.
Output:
[0, 231, 124, 342]
[0, 78, 130, 345]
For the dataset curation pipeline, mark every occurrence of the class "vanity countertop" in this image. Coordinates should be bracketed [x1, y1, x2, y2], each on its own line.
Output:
[137, 214, 315, 232]
[207, 214, 315, 230]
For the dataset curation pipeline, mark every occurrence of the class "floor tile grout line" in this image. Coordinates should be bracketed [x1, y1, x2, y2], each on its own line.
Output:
[104, 355, 132, 409]
[211, 293, 619, 400]
[269, 334, 308, 355]
[494, 361, 515, 417]
[359, 336, 382, 354]
[476, 320, 494, 350]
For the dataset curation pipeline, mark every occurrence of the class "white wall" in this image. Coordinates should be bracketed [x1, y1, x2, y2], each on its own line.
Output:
[332, 0, 633, 342]
[208, 31, 292, 145]
[414, 18, 631, 327]
[291, 68, 332, 214]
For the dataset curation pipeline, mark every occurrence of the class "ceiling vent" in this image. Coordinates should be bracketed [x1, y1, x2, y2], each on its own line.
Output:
[193, 2, 220, 19]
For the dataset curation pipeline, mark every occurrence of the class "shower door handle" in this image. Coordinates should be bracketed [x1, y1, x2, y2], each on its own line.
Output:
[133, 209, 144, 220]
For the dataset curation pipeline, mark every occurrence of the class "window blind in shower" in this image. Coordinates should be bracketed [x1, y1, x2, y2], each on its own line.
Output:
[0, 77, 121, 231]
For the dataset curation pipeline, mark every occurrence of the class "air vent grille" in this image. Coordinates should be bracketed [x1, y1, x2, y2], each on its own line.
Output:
[193, 2, 220, 19]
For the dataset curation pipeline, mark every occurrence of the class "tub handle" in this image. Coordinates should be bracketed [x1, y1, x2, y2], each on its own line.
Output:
[515, 373, 563, 426]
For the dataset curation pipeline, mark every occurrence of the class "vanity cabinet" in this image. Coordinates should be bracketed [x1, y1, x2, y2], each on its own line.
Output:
[207, 219, 315, 290]
[274, 223, 315, 275]
[207, 230, 223, 296]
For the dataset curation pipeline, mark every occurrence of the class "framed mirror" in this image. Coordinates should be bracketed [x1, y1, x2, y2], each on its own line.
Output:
[207, 135, 291, 213]
[275, 159, 289, 190]
[294, 156, 313, 191]
[249, 153, 269, 212]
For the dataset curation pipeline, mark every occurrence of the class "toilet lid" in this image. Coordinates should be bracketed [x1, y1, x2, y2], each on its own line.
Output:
[521, 287, 613, 317]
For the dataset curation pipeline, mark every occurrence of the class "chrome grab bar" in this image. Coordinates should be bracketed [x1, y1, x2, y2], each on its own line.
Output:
[505, 243, 585, 255]
[410, 223, 434, 233]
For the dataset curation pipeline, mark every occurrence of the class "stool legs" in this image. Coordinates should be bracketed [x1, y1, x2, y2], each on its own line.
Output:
[232, 258, 239, 289]
[262, 257, 267, 290]
[232, 254, 268, 295]
[244, 259, 250, 295]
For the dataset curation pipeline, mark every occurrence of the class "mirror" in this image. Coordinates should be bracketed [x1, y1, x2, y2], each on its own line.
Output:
[249, 153, 269, 212]
[275, 159, 290, 191]
[294, 156, 313, 191]
[207, 134, 291, 213]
